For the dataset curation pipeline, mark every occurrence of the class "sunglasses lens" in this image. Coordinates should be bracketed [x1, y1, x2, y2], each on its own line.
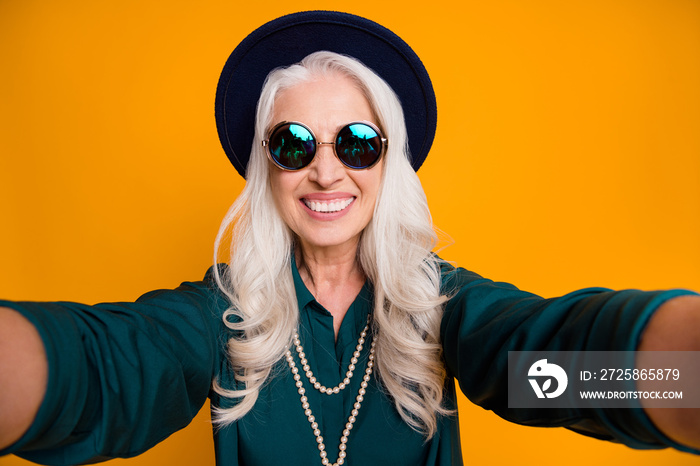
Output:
[335, 123, 384, 169]
[268, 123, 315, 169]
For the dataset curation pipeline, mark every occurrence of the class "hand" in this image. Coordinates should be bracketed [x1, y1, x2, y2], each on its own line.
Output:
[0, 307, 48, 450]
[637, 295, 700, 450]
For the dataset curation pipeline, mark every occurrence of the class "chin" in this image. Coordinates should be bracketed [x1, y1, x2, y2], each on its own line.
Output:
[299, 230, 361, 251]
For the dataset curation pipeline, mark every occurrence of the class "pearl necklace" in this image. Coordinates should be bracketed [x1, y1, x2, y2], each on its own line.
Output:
[292, 320, 370, 395]
[284, 319, 375, 466]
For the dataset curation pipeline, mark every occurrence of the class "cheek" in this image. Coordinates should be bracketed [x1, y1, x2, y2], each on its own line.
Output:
[269, 173, 301, 217]
[359, 172, 382, 207]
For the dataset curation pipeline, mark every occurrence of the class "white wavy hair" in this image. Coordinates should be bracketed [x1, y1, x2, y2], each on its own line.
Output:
[212, 51, 450, 437]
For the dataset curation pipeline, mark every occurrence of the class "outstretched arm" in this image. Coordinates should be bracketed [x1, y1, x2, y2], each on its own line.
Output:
[0, 271, 224, 464]
[0, 307, 47, 449]
[440, 262, 699, 453]
[638, 295, 700, 450]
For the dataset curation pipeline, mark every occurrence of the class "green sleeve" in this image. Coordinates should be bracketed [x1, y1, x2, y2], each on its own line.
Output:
[0, 268, 228, 465]
[439, 262, 700, 454]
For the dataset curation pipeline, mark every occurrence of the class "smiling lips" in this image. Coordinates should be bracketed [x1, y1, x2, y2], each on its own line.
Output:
[302, 197, 354, 213]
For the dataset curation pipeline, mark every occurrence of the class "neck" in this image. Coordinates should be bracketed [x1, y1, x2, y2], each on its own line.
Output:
[295, 241, 366, 339]
[296, 242, 361, 287]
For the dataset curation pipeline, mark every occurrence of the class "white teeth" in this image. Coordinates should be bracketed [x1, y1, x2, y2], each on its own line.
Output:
[304, 198, 353, 213]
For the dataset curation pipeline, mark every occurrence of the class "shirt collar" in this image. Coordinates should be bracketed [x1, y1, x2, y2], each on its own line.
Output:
[292, 256, 317, 310]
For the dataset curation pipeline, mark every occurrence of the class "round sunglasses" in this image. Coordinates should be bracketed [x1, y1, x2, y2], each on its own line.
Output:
[262, 121, 387, 171]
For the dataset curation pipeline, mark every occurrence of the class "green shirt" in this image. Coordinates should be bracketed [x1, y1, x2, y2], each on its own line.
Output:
[1, 259, 697, 465]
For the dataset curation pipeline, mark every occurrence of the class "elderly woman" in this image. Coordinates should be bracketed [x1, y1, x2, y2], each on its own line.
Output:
[1, 11, 699, 466]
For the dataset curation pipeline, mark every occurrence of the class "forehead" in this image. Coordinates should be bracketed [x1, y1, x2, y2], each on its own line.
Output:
[271, 74, 376, 131]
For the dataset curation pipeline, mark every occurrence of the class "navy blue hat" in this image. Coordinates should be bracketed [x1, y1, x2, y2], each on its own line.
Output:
[215, 10, 437, 178]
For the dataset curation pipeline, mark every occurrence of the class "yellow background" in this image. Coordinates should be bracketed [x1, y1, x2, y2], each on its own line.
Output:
[1, 1, 699, 465]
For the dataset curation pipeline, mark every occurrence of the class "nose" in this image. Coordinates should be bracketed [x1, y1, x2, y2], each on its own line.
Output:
[307, 144, 345, 187]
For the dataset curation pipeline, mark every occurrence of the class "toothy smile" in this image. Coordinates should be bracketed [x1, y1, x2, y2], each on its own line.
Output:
[303, 198, 354, 213]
